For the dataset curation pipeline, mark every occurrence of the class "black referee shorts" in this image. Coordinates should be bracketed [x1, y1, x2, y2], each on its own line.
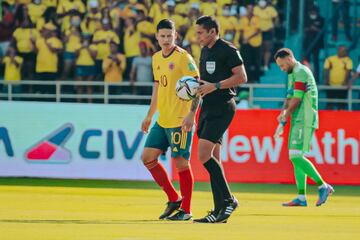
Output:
[197, 99, 236, 144]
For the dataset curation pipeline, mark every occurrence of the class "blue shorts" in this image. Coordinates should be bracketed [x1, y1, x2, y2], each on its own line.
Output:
[95, 60, 103, 75]
[64, 52, 75, 61]
[144, 122, 193, 160]
[76, 65, 96, 77]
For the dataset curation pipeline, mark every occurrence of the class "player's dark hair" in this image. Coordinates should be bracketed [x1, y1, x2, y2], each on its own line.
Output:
[196, 15, 219, 34]
[274, 48, 294, 60]
[156, 19, 175, 32]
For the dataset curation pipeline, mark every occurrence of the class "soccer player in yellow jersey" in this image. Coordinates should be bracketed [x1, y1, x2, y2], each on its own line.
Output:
[141, 19, 200, 221]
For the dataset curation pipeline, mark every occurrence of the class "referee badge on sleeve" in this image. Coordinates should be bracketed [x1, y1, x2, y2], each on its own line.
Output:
[206, 61, 216, 74]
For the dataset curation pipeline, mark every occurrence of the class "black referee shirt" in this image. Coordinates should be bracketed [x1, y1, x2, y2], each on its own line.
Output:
[199, 38, 243, 107]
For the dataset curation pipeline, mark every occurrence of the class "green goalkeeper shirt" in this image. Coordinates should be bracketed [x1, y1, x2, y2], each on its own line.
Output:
[287, 61, 319, 129]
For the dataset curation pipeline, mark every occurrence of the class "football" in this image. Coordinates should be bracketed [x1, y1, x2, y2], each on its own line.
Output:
[175, 76, 199, 101]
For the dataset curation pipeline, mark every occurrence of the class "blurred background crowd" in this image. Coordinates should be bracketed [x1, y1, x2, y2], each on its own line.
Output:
[0, 0, 358, 107]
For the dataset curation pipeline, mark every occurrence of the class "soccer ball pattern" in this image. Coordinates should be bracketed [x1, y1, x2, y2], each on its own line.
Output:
[175, 76, 199, 101]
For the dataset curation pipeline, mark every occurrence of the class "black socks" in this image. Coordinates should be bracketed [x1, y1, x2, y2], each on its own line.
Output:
[204, 157, 232, 207]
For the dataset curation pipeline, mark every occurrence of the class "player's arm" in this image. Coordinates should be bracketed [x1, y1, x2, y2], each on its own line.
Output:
[279, 79, 305, 123]
[141, 81, 159, 133]
[182, 94, 200, 132]
[279, 97, 301, 123]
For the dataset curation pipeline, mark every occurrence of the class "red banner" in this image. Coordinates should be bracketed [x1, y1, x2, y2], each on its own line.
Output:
[173, 110, 360, 185]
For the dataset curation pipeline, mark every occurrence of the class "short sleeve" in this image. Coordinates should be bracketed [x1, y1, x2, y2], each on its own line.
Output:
[54, 38, 63, 49]
[181, 53, 199, 78]
[270, 6, 278, 18]
[323, 58, 330, 69]
[346, 59, 353, 70]
[15, 56, 23, 65]
[152, 55, 160, 82]
[13, 29, 19, 40]
[225, 46, 243, 69]
[3, 56, 10, 64]
[35, 39, 41, 49]
[112, 32, 120, 44]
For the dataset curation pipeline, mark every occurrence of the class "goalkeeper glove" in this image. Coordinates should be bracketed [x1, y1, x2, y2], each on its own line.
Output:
[274, 121, 286, 139]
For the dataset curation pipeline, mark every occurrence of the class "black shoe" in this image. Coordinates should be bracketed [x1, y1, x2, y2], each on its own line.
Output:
[167, 209, 192, 221]
[215, 196, 239, 223]
[159, 199, 182, 219]
[193, 210, 220, 223]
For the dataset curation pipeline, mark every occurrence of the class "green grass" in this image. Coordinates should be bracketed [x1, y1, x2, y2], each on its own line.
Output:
[1, 177, 360, 196]
[0, 178, 359, 240]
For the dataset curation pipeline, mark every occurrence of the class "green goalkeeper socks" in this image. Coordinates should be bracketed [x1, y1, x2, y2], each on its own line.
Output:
[290, 154, 324, 194]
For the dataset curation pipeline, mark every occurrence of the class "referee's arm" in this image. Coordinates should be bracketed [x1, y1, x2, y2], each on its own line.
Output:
[217, 64, 248, 89]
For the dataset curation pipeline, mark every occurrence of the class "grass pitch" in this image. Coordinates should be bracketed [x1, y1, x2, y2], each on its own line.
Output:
[0, 178, 359, 240]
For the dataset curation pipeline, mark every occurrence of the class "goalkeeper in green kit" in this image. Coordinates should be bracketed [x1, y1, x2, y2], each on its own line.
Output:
[274, 48, 334, 207]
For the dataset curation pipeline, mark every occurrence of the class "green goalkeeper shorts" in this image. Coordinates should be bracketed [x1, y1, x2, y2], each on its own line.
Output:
[144, 122, 193, 160]
[288, 125, 315, 152]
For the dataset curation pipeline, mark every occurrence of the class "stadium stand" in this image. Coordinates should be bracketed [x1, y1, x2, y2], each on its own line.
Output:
[0, 0, 359, 109]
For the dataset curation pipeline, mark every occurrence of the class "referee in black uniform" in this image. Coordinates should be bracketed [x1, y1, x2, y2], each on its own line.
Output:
[193, 16, 247, 223]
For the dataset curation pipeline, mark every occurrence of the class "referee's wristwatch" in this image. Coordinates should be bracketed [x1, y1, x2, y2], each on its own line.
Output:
[215, 82, 221, 90]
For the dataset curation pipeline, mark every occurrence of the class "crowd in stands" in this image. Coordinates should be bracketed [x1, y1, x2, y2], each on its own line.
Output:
[0, 0, 358, 107]
[0, 0, 285, 100]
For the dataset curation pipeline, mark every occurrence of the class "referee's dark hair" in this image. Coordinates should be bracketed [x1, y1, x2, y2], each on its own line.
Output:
[156, 19, 175, 32]
[274, 48, 294, 60]
[196, 15, 219, 34]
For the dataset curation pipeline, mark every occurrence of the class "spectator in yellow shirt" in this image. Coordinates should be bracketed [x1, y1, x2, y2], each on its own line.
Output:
[1, 47, 23, 94]
[135, 8, 156, 40]
[200, 0, 217, 16]
[217, 4, 238, 45]
[11, 6, 39, 82]
[36, 7, 58, 31]
[81, 1, 101, 35]
[254, 0, 278, 71]
[102, 41, 126, 95]
[149, 0, 168, 27]
[74, 35, 97, 102]
[62, 17, 81, 79]
[167, 0, 187, 36]
[239, 4, 262, 83]
[123, 17, 141, 80]
[32, 23, 63, 94]
[92, 18, 120, 79]
[28, 0, 47, 25]
[323, 45, 353, 110]
[57, 0, 86, 32]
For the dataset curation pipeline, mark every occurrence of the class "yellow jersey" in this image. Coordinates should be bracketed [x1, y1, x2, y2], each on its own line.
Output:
[324, 55, 353, 86]
[75, 44, 97, 66]
[81, 12, 101, 35]
[124, 29, 141, 58]
[65, 29, 81, 52]
[35, 37, 63, 73]
[137, 20, 156, 36]
[43, 0, 57, 7]
[102, 54, 126, 82]
[239, 16, 262, 47]
[28, 3, 47, 24]
[93, 29, 120, 60]
[200, 2, 217, 16]
[13, 28, 40, 53]
[3, 56, 23, 82]
[152, 46, 199, 128]
[253, 5, 278, 32]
